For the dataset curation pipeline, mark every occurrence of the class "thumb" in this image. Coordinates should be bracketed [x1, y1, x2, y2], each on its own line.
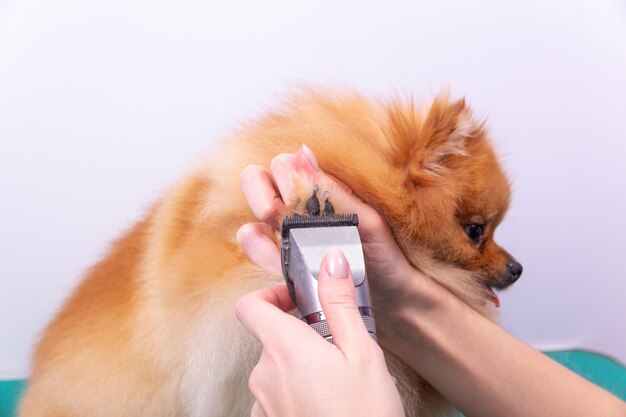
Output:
[318, 247, 370, 352]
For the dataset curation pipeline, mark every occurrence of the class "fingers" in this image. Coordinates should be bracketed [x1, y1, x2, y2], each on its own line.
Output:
[240, 146, 385, 240]
[317, 248, 372, 354]
[269, 153, 298, 205]
[235, 284, 306, 345]
[240, 152, 306, 222]
[236, 223, 281, 274]
[240, 165, 284, 224]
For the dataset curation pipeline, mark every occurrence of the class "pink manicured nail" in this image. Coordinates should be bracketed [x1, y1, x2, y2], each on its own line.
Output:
[301, 144, 320, 172]
[325, 247, 349, 279]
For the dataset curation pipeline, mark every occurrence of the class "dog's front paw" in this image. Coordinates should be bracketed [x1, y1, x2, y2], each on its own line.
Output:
[304, 184, 335, 216]
[285, 182, 337, 219]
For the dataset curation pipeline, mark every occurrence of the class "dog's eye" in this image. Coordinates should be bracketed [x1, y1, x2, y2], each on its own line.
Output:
[464, 224, 483, 243]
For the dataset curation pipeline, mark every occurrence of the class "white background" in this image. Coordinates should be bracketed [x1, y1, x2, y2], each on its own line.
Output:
[1, 0, 625, 379]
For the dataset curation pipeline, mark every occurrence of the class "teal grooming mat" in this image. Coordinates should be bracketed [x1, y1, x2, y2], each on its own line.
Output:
[2, 350, 624, 417]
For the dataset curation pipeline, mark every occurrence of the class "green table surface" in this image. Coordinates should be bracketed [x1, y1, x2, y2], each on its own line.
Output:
[1, 350, 624, 417]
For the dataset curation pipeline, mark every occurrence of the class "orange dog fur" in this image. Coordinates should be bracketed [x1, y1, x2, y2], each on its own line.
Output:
[20, 89, 518, 417]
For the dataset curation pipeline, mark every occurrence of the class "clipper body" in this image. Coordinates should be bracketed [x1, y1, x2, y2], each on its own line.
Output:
[280, 213, 377, 343]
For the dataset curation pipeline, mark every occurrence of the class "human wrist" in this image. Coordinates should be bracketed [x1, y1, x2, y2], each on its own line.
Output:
[375, 268, 452, 354]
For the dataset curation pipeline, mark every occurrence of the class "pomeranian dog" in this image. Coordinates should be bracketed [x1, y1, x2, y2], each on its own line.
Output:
[20, 88, 522, 417]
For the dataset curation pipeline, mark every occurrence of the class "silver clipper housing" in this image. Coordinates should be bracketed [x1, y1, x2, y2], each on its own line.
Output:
[280, 213, 377, 343]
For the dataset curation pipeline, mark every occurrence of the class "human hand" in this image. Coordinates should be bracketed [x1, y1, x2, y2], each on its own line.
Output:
[235, 248, 405, 417]
[236, 146, 433, 341]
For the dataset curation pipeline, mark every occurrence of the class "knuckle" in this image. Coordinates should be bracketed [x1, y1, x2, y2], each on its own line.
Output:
[270, 153, 294, 172]
[271, 152, 293, 164]
[366, 210, 387, 233]
[235, 223, 254, 243]
[240, 164, 264, 181]
[347, 344, 370, 364]
[259, 201, 279, 221]
[322, 288, 355, 308]
[370, 342, 387, 362]
[247, 366, 261, 395]
[349, 340, 384, 367]
[234, 294, 252, 319]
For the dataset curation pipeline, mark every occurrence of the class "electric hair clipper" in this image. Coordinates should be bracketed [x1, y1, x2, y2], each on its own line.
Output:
[280, 186, 377, 343]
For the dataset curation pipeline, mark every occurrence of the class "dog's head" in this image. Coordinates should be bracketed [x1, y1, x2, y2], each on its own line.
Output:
[379, 95, 521, 309]
[274, 90, 521, 311]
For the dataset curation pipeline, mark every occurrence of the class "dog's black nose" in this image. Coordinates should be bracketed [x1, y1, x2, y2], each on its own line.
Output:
[507, 260, 523, 283]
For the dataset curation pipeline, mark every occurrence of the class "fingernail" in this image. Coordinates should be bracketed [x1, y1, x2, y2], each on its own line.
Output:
[301, 144, 320, 172]
[326, 247, 349, 279]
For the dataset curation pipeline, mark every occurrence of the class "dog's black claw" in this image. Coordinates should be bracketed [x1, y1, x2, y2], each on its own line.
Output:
[323, 200, 334, 215]
[323, 191, 334, 215]
[306, 188, 320, 216]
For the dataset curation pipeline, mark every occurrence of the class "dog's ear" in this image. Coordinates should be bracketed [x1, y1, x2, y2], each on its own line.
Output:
[391, 95, 483, 185]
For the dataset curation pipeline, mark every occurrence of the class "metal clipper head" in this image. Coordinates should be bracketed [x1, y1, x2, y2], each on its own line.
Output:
[280, 202, 377, 343]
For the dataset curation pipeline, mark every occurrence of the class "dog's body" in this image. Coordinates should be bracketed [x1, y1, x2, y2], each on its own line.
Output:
[20, 90, 519, 417]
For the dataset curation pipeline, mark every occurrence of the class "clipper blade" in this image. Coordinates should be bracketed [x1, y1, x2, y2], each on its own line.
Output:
[280, 212, 377, 342]
[281, 213, 359, 238]
[280, 213, 359, 287]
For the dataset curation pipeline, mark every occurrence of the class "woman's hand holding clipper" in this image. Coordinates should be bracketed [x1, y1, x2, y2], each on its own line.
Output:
[235, 248, 405, 417]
